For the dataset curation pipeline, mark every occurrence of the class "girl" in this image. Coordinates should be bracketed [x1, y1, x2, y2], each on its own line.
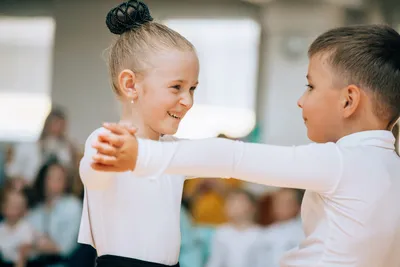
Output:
[78, 1, 199, 267]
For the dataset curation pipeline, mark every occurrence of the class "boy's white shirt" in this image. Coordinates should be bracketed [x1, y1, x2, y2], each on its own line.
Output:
[132, 130, 400, 267]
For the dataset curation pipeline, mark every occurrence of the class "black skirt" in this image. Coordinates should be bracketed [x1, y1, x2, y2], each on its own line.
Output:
[96, 255, 180, 267]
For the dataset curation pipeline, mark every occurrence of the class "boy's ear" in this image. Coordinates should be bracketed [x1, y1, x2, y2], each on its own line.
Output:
[341, 84, 361, 118]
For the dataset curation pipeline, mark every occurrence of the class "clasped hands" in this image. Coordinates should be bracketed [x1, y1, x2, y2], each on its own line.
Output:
[91, 123, 139, 172]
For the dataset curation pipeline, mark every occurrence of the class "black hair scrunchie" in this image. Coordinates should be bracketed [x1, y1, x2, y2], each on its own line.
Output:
[106, 0, 153, 35]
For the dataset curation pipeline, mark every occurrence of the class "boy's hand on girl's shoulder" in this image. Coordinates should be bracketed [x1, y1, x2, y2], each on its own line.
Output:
[91, 123, 138, 172]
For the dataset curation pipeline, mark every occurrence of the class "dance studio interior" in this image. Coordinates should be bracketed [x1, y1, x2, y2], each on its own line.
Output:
[0, 0, 399, 266]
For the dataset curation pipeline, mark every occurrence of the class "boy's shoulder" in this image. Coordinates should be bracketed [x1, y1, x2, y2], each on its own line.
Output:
[160, 135, 180, 142]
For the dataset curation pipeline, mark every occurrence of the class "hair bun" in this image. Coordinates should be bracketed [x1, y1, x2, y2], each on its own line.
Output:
[106, 0, 153, 35]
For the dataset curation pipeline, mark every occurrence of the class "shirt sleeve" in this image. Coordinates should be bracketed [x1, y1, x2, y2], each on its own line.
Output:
[134, 138, 343, 194]
[79, 128, 116, 191]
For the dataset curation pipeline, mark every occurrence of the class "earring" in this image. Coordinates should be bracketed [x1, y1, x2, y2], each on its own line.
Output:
[130, 98, 135, 120]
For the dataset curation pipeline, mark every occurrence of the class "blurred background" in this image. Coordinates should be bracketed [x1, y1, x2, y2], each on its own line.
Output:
[0, 0, 399, 266]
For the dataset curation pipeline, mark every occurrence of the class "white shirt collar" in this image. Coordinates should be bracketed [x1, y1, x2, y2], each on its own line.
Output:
[336, 130, 395, 150]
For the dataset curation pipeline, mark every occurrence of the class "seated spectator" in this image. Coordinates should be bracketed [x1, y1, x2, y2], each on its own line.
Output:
[0, 188, 35, 267]
[6, 108, 79, 185]
[28, 160, 82, 266]
[206, 189, 264, 267]
[259, 189, 304, 267]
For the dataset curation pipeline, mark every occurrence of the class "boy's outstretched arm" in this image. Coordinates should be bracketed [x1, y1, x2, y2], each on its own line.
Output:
[93, 123, 343, 194]
[136, 137, 342, 194]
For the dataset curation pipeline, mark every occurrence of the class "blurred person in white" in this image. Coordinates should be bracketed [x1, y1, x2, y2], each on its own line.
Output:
[28, 160, 82, 266]
[6, 108, 78, 185]
[0, 188, 35, 267]
[206, 189, 264, 267]
[260, 189, 304, 267]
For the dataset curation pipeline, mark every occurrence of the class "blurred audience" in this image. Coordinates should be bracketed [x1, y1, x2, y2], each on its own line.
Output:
[183, 178, 242, 225]
[270, 188, 302, 223]
[179, 206, 202, 267]
[206, 189, 264, 267]
[259, 189, 304, 267]
[5, 108, 79, 186]
[27, 160, 82, 266]
[0, 188, 34, 267]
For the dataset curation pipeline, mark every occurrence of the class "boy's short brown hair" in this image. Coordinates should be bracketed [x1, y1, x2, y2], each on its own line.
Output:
[309, 25, 400, 127]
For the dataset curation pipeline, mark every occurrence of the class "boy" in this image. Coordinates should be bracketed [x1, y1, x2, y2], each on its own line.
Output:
[91, 25, 400, 267]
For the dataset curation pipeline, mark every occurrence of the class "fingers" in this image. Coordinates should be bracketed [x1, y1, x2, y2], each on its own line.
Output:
[119, 122, 138, 133]
[97, 133, 124, 148]
[92, 154, 117, 165]
[103, 122, 137, 136]
[103, 123, 129, 135]
[92, 142, 118, 156]
[127, 127, 137, 135]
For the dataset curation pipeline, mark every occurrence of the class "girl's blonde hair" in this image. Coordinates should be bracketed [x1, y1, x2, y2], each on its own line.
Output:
[105, 0, 194, 95]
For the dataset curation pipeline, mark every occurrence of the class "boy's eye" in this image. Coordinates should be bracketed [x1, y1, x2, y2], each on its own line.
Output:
[190, 86, 197, 91]
[305, 84, 314, 91]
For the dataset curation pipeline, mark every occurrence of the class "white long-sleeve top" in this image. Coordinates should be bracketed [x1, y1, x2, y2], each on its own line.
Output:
[134, 130, 400, 267]
[78, 128, 197, 265]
